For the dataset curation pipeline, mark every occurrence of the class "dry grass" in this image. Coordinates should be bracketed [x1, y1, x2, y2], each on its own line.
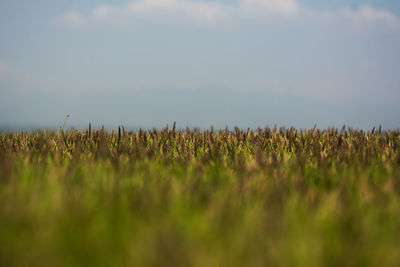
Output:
[0, 125, 399, 266]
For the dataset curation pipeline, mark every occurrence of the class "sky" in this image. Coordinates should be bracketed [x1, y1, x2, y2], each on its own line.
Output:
[0, 0, 399, 130]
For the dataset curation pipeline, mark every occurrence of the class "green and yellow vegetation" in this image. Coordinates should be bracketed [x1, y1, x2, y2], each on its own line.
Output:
[1, 123, 400, 266]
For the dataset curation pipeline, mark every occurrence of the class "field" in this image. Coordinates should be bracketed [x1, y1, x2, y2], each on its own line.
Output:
[1, 124, 400, 266]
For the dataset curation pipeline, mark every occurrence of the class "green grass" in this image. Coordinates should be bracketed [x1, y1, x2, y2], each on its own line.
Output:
[0, 126, 399, 266]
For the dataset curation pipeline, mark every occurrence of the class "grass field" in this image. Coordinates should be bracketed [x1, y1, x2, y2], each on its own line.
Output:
[1, 124, 400, 266]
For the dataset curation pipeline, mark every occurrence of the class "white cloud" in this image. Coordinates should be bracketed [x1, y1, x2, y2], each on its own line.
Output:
[342, 4, 400, 28]
[123, 0, 230, 23]
[59, 0, 300, 26]
[57, 11, 86, 27]
[56, 0, 400, 29]
[239, 0, 298, 16]
[89, 0, 228, 25]
[93, 5, 110, 20]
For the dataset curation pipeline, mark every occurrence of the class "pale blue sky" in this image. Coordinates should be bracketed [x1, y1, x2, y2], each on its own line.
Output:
[0, 0, 399, 130]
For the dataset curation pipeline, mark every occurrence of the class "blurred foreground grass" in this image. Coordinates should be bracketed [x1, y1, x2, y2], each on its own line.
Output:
[1, 126, 400, 266]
